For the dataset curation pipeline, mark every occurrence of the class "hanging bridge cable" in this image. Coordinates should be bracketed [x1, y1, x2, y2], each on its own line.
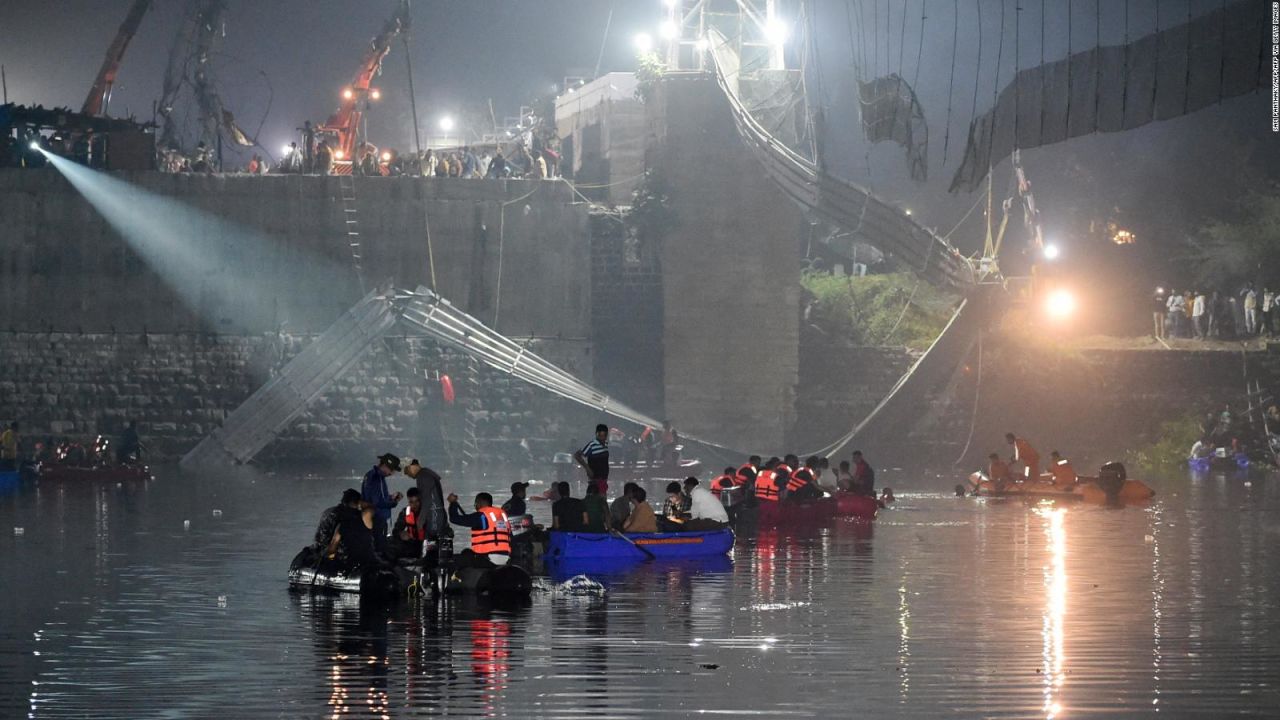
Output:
[1038, 0, 1046, 143]
[1150, 0, 1159, 120]
[895, 0, 909, 82]
[885, 0, 892, 76]
[1014, 0, 1020, 147]
[969, 0, 984, 154]
[857, 0, 871, 78]
[872, 0, 879, 77]
[942, 0, 959, 165]
[1182, 0, 1192, 116]
[1093, 0, 1101, 133]
[1217, 0, 1227, 104]
[1121, 0, 1130, 123]
[987, 0, 1006, 164]
[492, 183, 543, 327]
[911, 1, 926, 104]
[844, 0, 858, 72]
[952, 332, 983, 466]
[1066, 0, 1072, 132]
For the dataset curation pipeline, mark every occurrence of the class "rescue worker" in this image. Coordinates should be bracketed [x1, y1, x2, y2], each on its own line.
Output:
[1, 421, 20, 471]
[116, 420, 143, 465]
[786, 456, 820, 500]
[1047, 451, 1077, 491]
[502, 481, 530, 517]
[659, 420, 680, 467]
[851, 450, 876, 496]
[710, 467, 739, 491]
[985, 452, 1012, 492]
[774, 455, 796, 497]
[390, 487, 426, 559]
[736, 455, 761, 488]
[573, 423, 611, 493]
[446, 491, 512, 568]
[311, 488, 363, 555]
[754, 457, 783, 503]
[361, 453, 403, 551]
[1006, 433, 1041, 483]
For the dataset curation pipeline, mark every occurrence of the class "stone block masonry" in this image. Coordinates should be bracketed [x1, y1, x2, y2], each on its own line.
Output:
[0, 331, 596, 467]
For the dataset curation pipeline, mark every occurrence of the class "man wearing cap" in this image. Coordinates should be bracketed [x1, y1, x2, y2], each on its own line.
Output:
[502, 481, 530, 518]
[361, 453, 403, 551]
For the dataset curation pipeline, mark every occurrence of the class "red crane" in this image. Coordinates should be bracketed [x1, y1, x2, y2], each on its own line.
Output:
[316, 0, 411, 174]
[81, 0, 152, 117]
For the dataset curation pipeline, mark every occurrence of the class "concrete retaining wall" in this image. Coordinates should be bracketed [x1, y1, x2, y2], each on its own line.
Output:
[0, 170, 590, 339]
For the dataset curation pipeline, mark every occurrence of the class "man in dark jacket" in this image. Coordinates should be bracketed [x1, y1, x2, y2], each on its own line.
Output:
[361, 453, 402, 551]
[312, 488, 363, 553]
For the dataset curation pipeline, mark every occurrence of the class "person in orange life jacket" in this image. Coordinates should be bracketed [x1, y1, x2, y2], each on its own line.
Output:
[851, 451, 876, 496]
[785, 455, 821, 500]
[711, 467, 738, 491]
[1006, 433, 1040, 482]
[774, 455, 796, 495]
[754, 457, 784, 502]
[985, 453, 1012, 492]
[737, 455, 761, 487]
[1047, 451, 1077, 490]
[447, 492, 512, 568]
[390, 487, 426, 559]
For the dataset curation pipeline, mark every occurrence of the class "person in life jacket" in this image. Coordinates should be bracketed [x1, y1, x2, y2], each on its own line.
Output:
[447, 491, 512, 568]
[785, 455, 821, 500]
[736, 455, 761, 487]
[711, 467, 739, 491]
[1047, 451, 1077, 491]
[985, 452, 1012, 492]
[774, 456, 795, 498]
[659, 420, 680, 467]
[1006, 433, 1041, 482]
[754, 457, 783, 502]
[390, 487, 426, 559]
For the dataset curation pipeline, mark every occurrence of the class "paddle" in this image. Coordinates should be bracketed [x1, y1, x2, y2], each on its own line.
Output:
[610, 528, 656, 561]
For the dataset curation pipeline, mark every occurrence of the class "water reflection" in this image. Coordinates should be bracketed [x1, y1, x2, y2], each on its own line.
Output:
[4, 470, 1280, 717]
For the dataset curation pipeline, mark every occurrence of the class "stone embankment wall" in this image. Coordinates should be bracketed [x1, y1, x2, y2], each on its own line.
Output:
[0, 330, 592, 466]
[0, 169, 590, 339]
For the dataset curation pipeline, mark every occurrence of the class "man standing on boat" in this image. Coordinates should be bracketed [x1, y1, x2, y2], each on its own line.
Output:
[573, 424, 611, 493]
[361, 453, 403, 552]
[851, 451, 876, 496]
[1006, 433, 1041, 483]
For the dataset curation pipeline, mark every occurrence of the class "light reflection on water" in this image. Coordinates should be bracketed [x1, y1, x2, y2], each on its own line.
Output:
[1, 469, 1279, 717]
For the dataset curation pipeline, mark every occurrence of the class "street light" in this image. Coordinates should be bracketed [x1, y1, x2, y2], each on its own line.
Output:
[1043, 243, 1061, 261]
[280, 143, 292, 156]
[438, 116, 455, 132]
[659, 20, 678, 40]
[633, 32, 654, 53]
[1045, 289, 1077, 320]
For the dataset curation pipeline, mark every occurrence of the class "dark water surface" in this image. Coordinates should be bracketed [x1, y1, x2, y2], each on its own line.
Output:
[2, 466, 1278, 718]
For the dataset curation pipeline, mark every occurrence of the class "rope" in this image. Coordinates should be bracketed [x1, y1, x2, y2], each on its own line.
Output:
[987, 0, 1006, 160]
[953, 332, 983, 466]
[879, 278, 923, 345]
[492, 182, 543, 326]
[942, 0, 958, 165]
[969, 0, 984, 149]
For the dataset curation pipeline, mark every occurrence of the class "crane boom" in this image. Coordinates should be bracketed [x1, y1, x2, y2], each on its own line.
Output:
[82, 0, 152, 117]
[318, 0, 411, 167]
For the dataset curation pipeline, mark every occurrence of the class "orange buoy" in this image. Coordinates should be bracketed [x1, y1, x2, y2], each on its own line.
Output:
[440, 374, 455, 405]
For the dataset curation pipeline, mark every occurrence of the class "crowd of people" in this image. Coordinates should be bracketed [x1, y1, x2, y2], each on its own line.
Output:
[1154, 283, 1280, 341]
[0, 419, 144, 472]
[965, 432, 1080, 495]
[309, 422, 900, 577]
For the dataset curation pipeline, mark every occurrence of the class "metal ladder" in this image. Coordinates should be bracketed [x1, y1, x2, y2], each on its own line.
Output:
[339, 174, 365, 292]
[460, 354, 481, 469]
[180, 286, 398, 467]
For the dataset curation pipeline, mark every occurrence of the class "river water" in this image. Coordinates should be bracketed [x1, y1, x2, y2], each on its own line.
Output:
[1, 465, 1277, 718]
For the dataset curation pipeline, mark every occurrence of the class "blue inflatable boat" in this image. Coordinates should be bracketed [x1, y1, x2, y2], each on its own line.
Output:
[545, 528, 734, 561]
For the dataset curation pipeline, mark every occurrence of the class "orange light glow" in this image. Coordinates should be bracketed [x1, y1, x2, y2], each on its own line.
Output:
[1112, 229, 1135, 245]
[333, 149, 344, 160]
[1045, 289, 1077, 320]
[369, 88, 382, 101]
[380, 151, 391, 162]
[342, 88, 354, 100]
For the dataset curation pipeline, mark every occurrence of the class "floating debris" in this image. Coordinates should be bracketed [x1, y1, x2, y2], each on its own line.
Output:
[13, 527, 24, 536]
[212, 509, 223, 518]
[533, 574, 606, 596]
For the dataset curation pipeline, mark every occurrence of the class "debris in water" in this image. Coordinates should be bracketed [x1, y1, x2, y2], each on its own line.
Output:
[217, 595, 227, 608]
[13, 527, 24, 536]
[532, 574, 606, 596]
[1243, 481, 1252, 488]
[699, 663, 720, 670]
[1144, 535, 1155, 543]
[183, 520, 191, 531]
[212, 509, 223, 517]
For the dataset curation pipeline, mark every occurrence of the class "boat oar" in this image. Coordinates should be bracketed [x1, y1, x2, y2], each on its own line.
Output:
[610, 528, 656, 561]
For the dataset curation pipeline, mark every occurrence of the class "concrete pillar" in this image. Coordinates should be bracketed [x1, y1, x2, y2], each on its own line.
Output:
[648, 73, 801, 453]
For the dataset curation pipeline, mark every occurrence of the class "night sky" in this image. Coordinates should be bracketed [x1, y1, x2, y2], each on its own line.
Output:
[2, 0, 1276, 333]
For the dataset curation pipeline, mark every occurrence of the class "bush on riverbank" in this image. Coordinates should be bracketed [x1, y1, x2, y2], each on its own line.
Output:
[801, 271, 957, 350]
[1127, 413, 1201, 475]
